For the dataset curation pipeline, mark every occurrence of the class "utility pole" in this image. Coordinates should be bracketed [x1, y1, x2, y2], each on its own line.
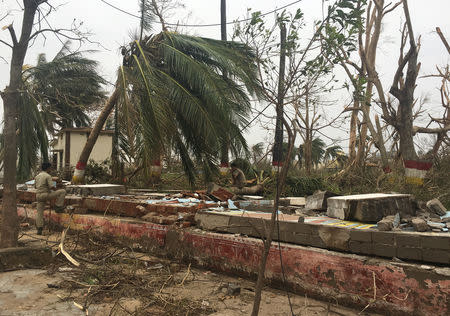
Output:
[221, 0, 227, 41]
[219, 0, 229, 174]
[272, 22, 287, 170]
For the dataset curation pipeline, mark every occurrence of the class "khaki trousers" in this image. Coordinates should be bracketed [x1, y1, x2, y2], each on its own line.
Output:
[36, 189, 66, 228]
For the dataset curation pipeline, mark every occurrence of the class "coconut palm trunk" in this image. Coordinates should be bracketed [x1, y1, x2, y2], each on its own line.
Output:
[72, 87, 119, 184]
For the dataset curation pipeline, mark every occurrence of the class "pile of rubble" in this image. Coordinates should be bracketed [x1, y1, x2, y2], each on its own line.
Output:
[377, 198, 449, 232]
[278, 190, 449, 233]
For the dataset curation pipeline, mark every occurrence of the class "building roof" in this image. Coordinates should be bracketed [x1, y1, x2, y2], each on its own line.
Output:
[56, 127, 114, 135]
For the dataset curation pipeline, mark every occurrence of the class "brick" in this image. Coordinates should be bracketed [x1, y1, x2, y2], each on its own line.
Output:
[421, 235, 450, 250]
[350, 229, 372, 242]
[372, 243, 396, 258]
[397, 247, 422, 261]
[372, 231, 394, 244]
[395, 234, 421, 248]
[349, 241, 373, 255]
[422, 249, 450, 264]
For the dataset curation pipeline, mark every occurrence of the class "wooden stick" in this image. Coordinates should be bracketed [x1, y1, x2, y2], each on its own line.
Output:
[58, 216, 80, 267]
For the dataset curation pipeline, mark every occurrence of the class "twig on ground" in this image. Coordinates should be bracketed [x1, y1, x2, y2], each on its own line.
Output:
[179, 263, 191, 286]
[58, 215, 80, 267]
[73, 301, 88, 315]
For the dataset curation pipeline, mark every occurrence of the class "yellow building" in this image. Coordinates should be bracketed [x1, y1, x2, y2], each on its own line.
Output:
[51, 128, 113, 176]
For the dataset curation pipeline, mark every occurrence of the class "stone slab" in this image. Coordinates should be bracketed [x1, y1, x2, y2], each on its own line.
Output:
[281, 197, 306, 206]
[327, 193, 413, 222]
[305, 191, 339, 211]
[66, 184, 126, 196]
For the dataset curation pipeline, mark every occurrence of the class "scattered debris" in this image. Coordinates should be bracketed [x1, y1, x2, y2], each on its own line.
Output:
[412, 218, 429, 232]
[377, 216, 395, 231]
[427, 221, 446, 230]
[426, 198, 447, 216]
[219, 283, 241, 296]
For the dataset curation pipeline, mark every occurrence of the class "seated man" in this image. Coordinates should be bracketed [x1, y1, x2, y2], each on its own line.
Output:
[35, 162, 66, 235]
[230, 161, 246, 189]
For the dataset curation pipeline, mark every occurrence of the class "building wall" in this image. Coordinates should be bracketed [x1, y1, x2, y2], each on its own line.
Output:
[52, 131, 113, 170]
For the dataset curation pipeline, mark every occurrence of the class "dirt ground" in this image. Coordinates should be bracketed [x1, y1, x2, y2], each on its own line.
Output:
[0, 224, 380, 316]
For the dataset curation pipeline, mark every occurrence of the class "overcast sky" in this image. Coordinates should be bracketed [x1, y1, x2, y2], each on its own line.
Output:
[0, 0, 449, 152]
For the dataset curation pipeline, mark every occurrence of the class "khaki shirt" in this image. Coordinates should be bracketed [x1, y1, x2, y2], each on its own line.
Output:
[35, 171, 53, 194]
[231, 168, 246, 188]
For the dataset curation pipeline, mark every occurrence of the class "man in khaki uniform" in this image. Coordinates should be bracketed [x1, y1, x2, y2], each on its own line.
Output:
[35, 162, 66, 235]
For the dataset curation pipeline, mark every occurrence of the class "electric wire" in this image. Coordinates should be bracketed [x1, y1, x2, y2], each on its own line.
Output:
[99, 0, 303, 27]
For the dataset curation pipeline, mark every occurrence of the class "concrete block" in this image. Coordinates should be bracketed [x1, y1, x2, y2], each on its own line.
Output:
[293, 233, 312, 245]
[350, 230, 372, 242]
[395, 233, 421, 248]
[372, 243, 396, 258]
[279, 231, 296, 243]
[287, 222, 314, 235]
[421, 235, 450, 250]
[349, 241, 373, 255]
[318, 226, 350, 251]
[327, 193, 412, 222]
[305, 191, 339, 211]
[195, 212, 231, 232]
[372, 231, 394, 244]
[426, 199, 447, 216]
[397, 247, 422, 261]
[422, 249, 450, 264]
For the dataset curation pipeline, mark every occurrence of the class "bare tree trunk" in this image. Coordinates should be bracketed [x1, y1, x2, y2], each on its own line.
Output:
[252, 22, 287, 316]
[304, 137, 312, 175]
[355, 120, 368, 168]
[389, 0, 419, 161]
[72, 87, 120, 184]
[1, 1, 41, 248]
[251, 119, 295, 316]
[348, 99, 359, 164]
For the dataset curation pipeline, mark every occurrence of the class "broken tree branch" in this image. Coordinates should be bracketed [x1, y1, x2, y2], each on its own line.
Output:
[58, 216, 80, 267]
[436, 27, 450, 54]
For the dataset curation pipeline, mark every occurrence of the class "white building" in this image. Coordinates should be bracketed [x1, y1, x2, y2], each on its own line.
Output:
[51, 128, 113, 175]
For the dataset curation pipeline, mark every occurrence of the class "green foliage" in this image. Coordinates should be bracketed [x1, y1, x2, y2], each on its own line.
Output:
[16, 93, 48, 182]
[231, 158, 258, 179]
[84, 159, 112, 184]
[285, 176, 324, 196]
[24, 43, 107, 135]
[11, 42, 106, 181]
[117, 30, 261, 185]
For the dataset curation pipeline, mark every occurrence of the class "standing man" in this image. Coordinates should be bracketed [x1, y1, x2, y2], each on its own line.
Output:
[35, 162, 66, 235]
[230, 161, 246, 189]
